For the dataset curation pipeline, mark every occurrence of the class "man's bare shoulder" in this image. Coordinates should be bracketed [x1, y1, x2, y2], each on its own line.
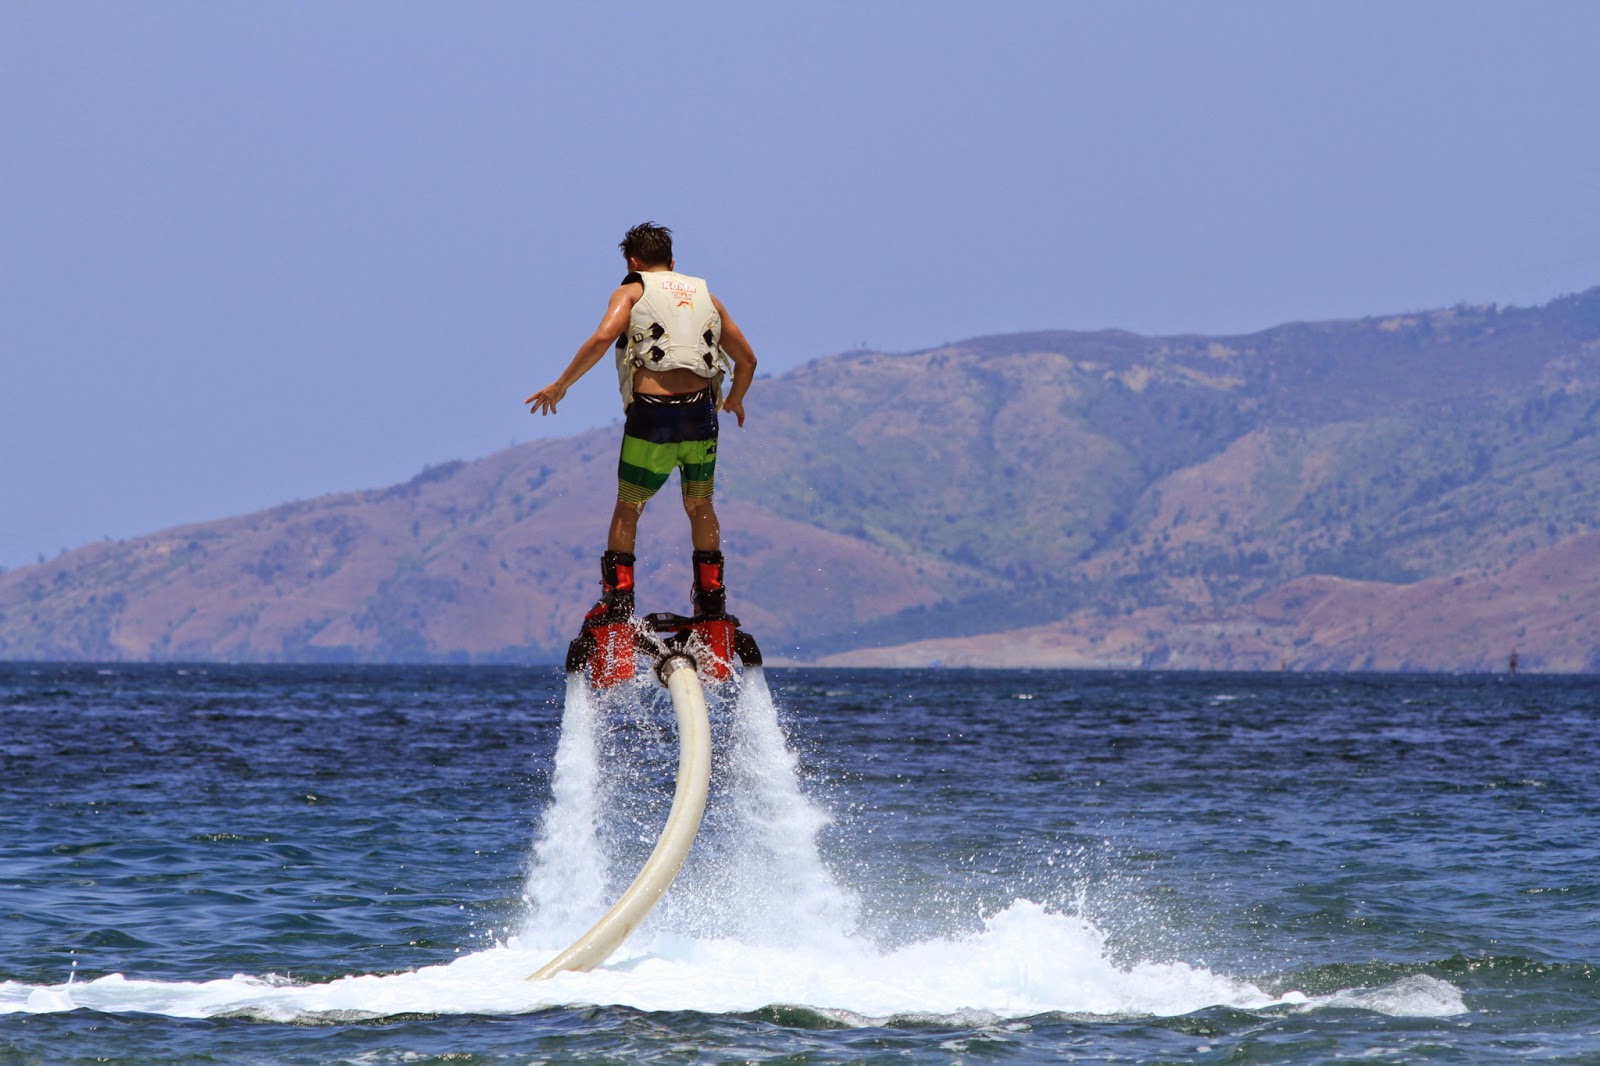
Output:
[607, 276, 646, 309]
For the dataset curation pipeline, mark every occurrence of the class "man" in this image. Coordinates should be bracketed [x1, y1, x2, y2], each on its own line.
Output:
[526, 222, 757, 627]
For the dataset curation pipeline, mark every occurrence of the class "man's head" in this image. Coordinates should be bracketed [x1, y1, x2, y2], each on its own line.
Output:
[620, 222, 673, 269]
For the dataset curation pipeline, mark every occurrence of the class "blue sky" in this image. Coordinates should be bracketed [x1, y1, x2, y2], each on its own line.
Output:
[3, 1, 1597, 569]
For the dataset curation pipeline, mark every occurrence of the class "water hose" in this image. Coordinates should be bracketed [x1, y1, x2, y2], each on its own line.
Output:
[527, 652, 711, 980]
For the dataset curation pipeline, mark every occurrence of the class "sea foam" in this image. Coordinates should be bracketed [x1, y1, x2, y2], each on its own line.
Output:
[0, 668, 1464, 1025]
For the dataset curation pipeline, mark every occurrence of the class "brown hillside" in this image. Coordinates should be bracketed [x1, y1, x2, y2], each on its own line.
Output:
[3, 286, 1599, 668]
[826, 533, 1600, 672]
[0, 427, 981, 662]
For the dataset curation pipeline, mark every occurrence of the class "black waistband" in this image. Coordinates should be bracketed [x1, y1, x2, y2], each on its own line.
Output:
[631, 387, 713, 407]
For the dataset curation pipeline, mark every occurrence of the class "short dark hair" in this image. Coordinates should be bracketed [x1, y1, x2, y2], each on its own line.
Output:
[619, 222, 673, 266]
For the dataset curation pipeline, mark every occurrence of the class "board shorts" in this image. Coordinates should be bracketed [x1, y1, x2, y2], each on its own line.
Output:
[617, 387, 719, 506]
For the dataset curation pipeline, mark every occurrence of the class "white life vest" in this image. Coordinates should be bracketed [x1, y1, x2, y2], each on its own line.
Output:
[614, 270, 728, 407]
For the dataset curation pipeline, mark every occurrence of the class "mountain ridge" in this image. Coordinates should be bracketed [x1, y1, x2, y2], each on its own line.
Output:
[5, 286, 1599, 669]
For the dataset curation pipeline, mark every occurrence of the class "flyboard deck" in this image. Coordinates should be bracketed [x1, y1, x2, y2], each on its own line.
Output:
[527, 611, 762, 981]
[568, 610, 761, 689]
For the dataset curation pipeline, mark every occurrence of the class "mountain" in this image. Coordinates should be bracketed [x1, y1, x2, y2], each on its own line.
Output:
[4, 287, 1600, 669]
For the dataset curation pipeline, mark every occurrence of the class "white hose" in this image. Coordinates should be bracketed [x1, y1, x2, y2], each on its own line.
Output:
[527, 655, 711, 980]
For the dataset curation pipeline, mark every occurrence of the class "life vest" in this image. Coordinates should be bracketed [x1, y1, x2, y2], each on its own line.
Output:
[614, 270, 728, 407]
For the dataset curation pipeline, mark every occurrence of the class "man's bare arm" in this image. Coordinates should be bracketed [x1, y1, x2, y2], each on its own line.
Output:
[526, 283, 641, 415]
[712, 294, 757, 427]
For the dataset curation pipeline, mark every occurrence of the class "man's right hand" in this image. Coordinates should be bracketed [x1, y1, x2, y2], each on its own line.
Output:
[526, 383, 566, 415]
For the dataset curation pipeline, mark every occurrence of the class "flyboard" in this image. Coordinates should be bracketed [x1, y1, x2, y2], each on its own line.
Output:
[527, 607, 762, 981]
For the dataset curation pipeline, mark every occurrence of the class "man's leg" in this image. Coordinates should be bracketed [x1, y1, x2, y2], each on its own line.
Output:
[677, 432, 720, 551]
[586, 426, 663, 623]
[677, 433, 725, 614]
[607, 499, 645, 553]
[681, 495, 724, 615]
[600, 415, 674, 608]
[681, 495, 720, 552]
[585, 501, 645, 623]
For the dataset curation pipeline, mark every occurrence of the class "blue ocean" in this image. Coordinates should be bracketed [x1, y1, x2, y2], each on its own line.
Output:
[3, 663, 1598, 1064]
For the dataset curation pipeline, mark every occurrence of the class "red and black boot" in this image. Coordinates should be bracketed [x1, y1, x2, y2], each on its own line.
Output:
[690, 549, 736, 680]
[691, 549, 726, 618]
[583, 550, 636, 687]
[584, 550, 636, 626]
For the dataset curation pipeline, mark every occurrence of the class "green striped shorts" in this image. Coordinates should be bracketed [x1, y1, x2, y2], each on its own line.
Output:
[616, 389, 719, 505]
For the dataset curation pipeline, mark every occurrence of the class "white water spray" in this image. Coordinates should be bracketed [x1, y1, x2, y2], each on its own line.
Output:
[521, 674, 608, 941]
[697, 666, 858, 946]
[521, 665, 855, 953]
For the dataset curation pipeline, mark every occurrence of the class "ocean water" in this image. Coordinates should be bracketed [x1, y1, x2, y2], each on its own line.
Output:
[2, 662, 1598, 1064]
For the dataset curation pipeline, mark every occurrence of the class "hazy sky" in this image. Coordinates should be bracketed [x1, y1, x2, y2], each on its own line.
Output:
[3, 2, 1597, 569]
